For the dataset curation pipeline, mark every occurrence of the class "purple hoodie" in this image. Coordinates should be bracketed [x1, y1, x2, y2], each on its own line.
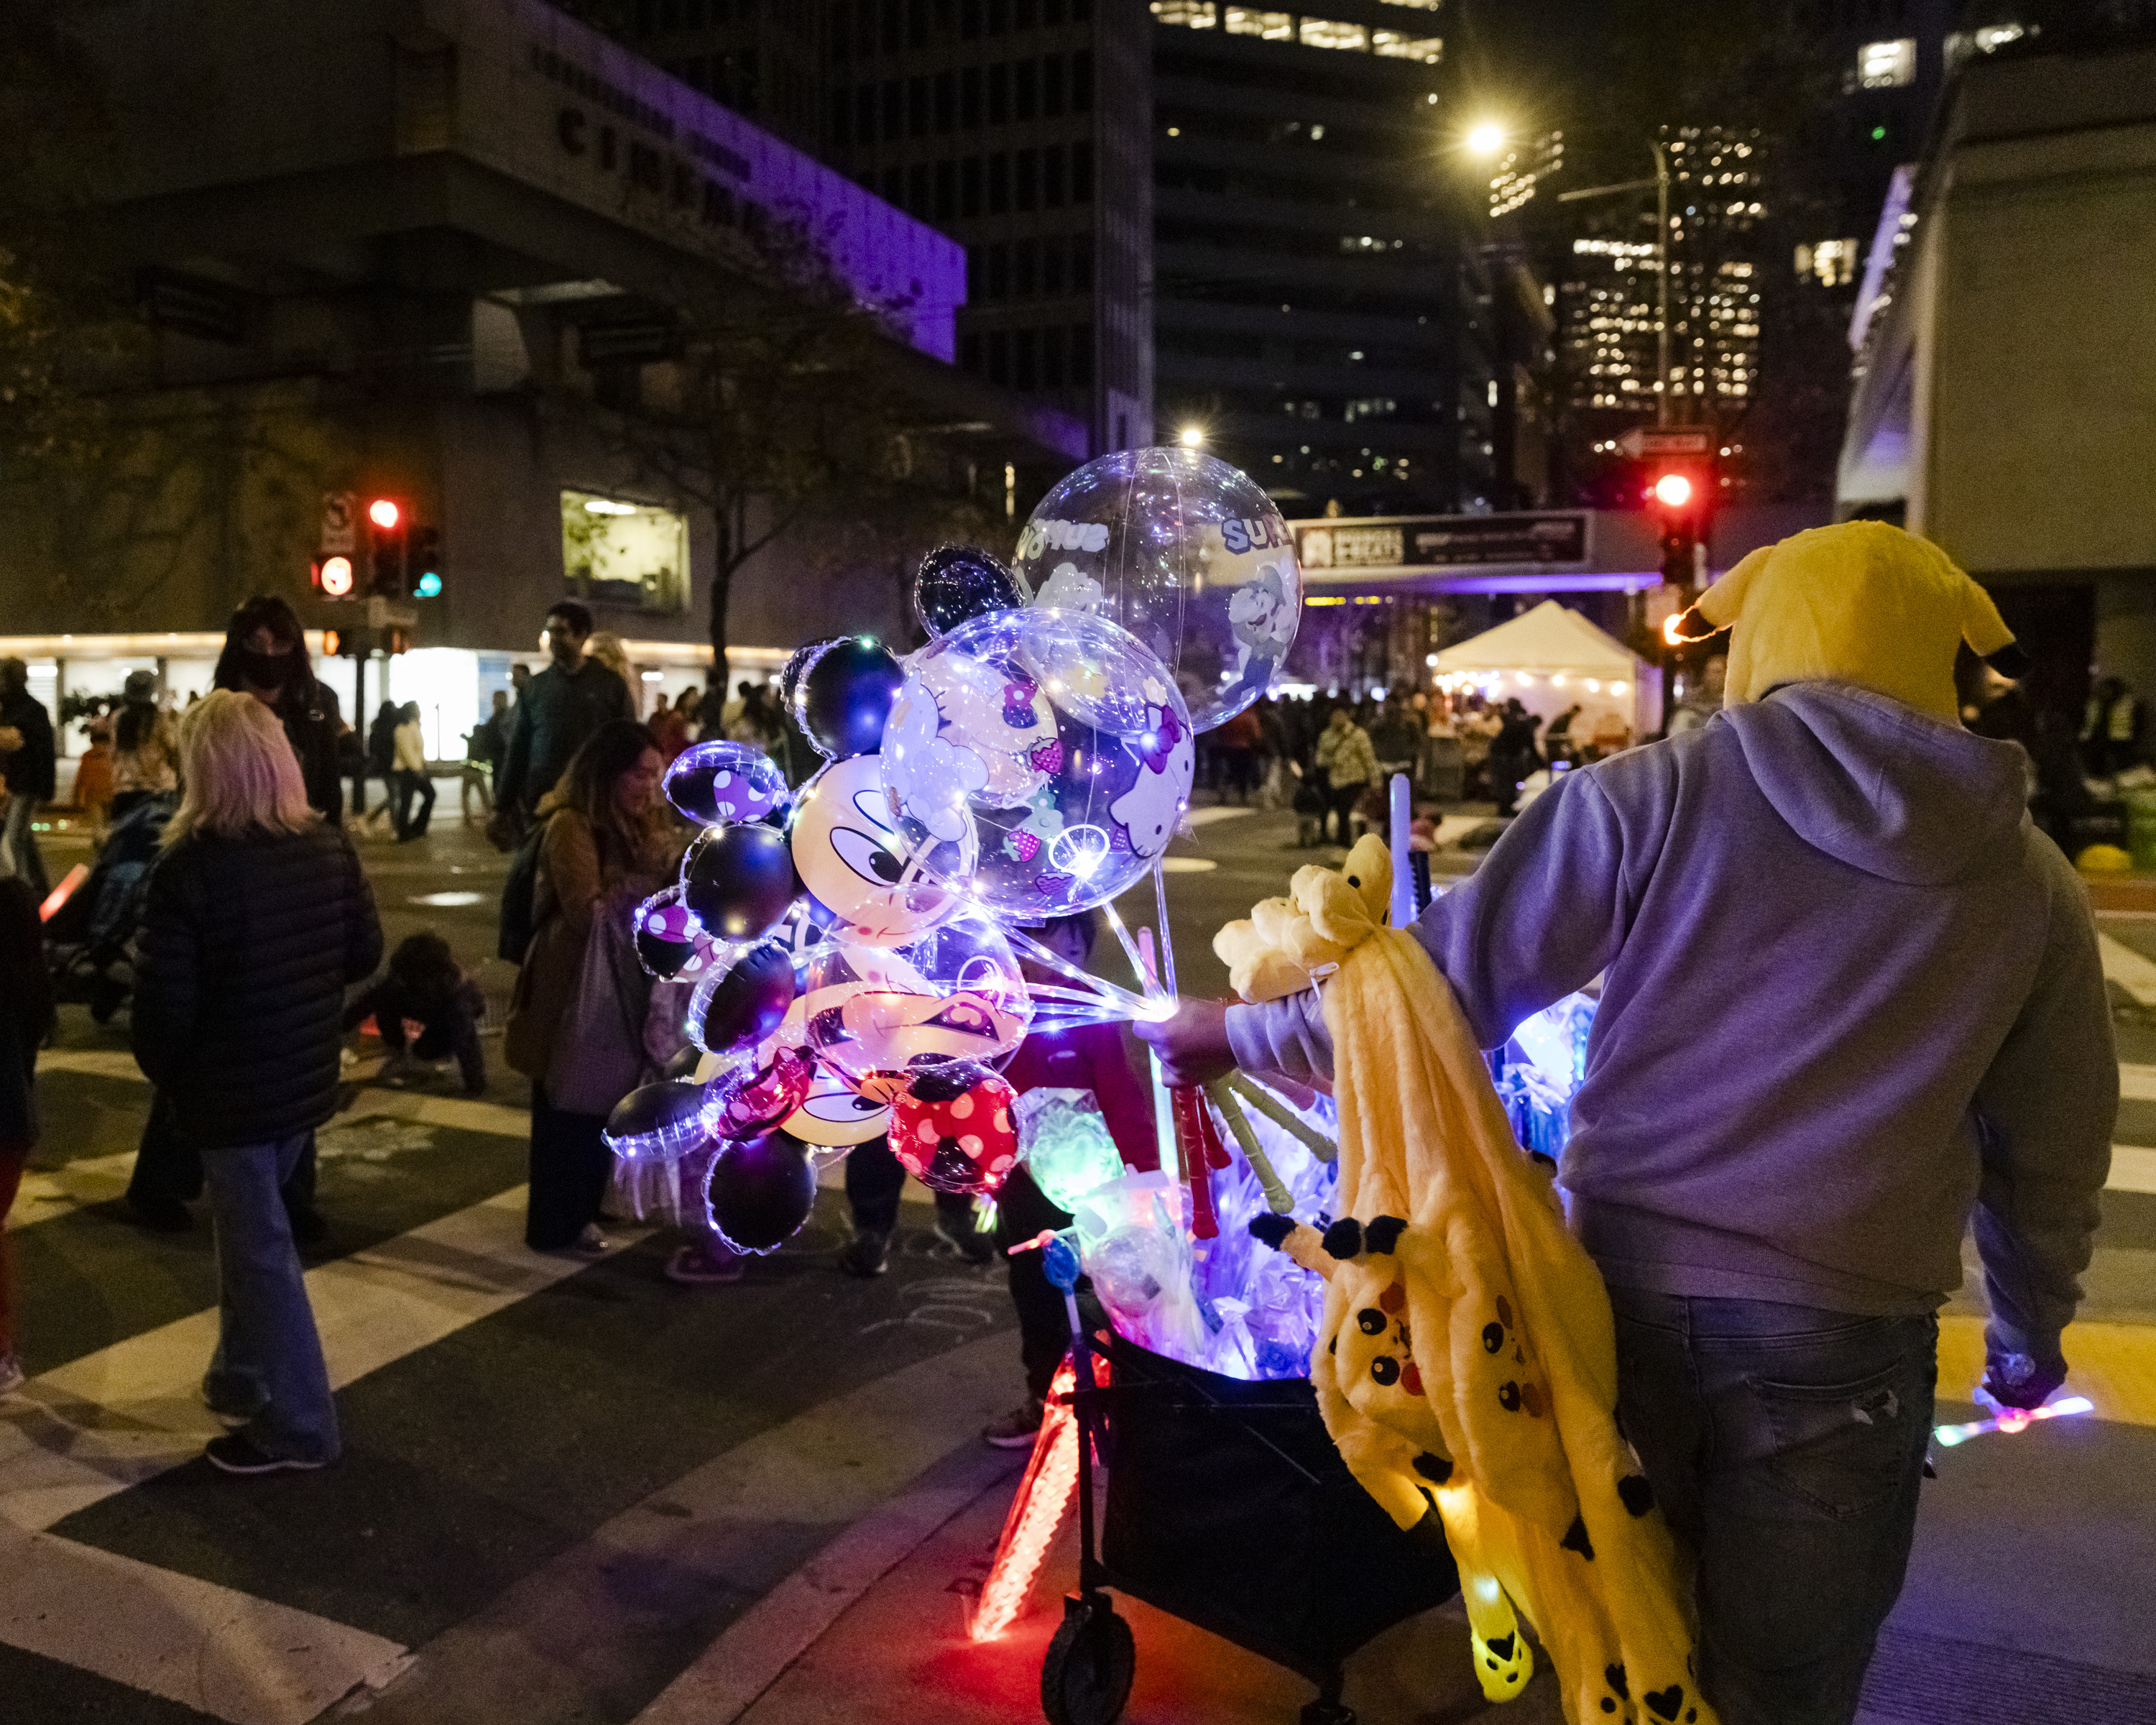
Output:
[1227, 682, 2115, 1368]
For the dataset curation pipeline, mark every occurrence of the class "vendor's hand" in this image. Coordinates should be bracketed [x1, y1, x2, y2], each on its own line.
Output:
[1133, 997, 1235, 1090]
[1981, 1351, 2068, 1411]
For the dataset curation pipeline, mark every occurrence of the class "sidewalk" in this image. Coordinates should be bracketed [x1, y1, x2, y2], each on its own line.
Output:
[621, 1351, 2156, 1725]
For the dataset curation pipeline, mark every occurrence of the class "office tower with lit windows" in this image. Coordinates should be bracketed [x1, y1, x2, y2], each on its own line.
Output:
[1148, 1, 1497, 516]
[625, 0, 1155, 456]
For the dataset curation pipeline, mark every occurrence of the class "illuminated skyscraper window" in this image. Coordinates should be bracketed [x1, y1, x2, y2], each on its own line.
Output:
[1858, 38, 1916, 87]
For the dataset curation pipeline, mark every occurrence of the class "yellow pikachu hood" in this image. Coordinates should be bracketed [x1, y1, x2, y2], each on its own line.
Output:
[1669, 520, 2026, 721]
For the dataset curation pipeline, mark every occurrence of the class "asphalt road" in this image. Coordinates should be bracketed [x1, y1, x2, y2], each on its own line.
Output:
[4, 787, 2152, 1724]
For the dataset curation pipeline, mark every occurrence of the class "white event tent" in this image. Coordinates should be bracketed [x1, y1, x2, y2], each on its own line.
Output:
[1433, 599, 1662, 742]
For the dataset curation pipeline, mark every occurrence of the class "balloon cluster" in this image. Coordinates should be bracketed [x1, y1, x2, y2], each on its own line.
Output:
[603, 450, 1301, 1259]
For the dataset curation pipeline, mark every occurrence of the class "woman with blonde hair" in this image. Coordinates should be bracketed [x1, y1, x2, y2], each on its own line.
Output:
[583, 631, 641, 720]
[505, 717, 675, 1252]
[132, 691, 382, 1474]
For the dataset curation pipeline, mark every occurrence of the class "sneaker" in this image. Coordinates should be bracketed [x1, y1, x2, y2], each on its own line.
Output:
[982, 1399, 1046, 1449]
[0, 1354, 24, 1397]
[837, 1229, 890, 1278]
[205, 1434, 328, 1476]
[934, 1212, 995, 1267]
[571, 1222, 612, 1257]
[665, 1243, 745, 1285]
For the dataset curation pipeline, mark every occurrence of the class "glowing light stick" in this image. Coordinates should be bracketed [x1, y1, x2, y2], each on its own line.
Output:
[1169, 1085, 1225, 1240]
[967, 1356, 1087, 1642]
[38, 862, 89, 923]
[1933, 1396, 2093, 1448]
[1225, 1072, 1338, 1163]
[1138, 928, 1177, 1174]
[1205, 1080, 1293, 1213]
[1388, 773, 1413, 932]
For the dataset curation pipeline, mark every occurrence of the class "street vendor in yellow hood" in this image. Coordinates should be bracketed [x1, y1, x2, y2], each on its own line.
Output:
[1142, 520, 2113, 1725]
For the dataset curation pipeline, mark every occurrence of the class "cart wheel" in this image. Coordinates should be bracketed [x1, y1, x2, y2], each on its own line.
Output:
[1300, 1701, 1356, 1725]
[1040, 1596, 1135, 1725]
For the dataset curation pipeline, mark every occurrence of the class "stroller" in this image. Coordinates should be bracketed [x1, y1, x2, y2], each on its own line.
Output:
[44, 791, 173, 1021]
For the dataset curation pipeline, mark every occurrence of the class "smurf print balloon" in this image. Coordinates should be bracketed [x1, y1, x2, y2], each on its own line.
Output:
[880, 607, 1195, 919]
[1010, 447, 1300, 733]
[790, 753, 967, 946]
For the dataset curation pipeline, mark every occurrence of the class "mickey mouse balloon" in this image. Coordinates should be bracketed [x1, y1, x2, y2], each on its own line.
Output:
[1010, 447, 1300, 732]
[789, 753, 967, 946]
[662, 740, 791, 827]
[913, 543, 1025, 638]
[880, 607, 1195, 919]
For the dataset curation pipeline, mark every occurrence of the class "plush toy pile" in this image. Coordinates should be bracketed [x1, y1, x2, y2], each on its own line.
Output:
[1220, 837, 1715, 1724]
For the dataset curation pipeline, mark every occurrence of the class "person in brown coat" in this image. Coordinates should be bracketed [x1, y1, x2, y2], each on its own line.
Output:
[505, 720, 673, 1253]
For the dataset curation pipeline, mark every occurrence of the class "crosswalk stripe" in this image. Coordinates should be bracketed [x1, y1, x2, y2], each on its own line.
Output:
[0, 1522, 411, 1725]
[0, 1187, 645, 1723]
[2111, 1144, 2156, 1193]
[1938, 1315, 2156, 1429]
[2098, 932, 2156, 1008]
[2120, 1062, 2156, 1103]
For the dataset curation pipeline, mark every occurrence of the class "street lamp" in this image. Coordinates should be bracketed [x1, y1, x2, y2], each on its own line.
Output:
[1465, 121, 1506, 157]
[1179, 425, 1204, 448]
[1558, 142, 1674, 426]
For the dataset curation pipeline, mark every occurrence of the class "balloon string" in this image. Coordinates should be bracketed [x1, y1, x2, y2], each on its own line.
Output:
[1152, 858, 1179, 1000]
[1099, 898, 1166, 1005]
[1006, 926, 1157, 1018]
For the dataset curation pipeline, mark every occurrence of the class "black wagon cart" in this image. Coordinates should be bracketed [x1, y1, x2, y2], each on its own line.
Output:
[1041, 1330, 1462, 1725]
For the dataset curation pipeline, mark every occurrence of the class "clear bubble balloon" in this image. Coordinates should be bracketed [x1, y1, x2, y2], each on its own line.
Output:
[914, 543, 1024, 638]
[880, 607, 1195, 919]
[802, 913, 1031, 1103]
[1010, 446, 1301, 733]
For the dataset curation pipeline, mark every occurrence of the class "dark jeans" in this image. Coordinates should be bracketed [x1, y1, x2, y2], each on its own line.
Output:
[201, 1132, 340, 1463]
[1609, 1289, 1938, 1725]
[843, 1134, 975, 1240]
[992, 1165, 1075, 1402]
[528, 1086, 611, 1250]
[1326, 782, 1363, 845]
[392, 769, 435, 838]
[129, 1090, 318, 1216]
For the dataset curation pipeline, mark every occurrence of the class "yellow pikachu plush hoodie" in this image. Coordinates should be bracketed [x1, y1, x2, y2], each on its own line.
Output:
[1219, 837, 1709, 1724]
[1220, 522, 2114, 1721]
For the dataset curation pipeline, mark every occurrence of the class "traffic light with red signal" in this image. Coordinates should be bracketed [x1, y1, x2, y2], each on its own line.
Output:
[1646, 464, 1709, 590]
[310, 553, 356, 599]
[368, 497, 407, 597]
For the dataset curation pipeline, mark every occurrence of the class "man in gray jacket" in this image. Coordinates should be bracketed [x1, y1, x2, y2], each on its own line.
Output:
[1143, 523, 2114, 1725]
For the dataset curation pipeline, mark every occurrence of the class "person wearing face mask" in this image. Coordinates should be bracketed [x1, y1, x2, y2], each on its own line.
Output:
[211, 596, 345, 825]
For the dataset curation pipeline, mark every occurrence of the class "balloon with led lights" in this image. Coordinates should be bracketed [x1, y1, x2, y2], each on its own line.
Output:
[705, 1128, 818, 1253]
[603, 1079, 714, 1163]
[688, 935, 796, 1056]
[1009, 446, 1300, 733]
[802, 913, 1031, 1102]
[682, 821, 798, 944]
[890, 1060, 1020, 1197]
[780, 1061, 893, 1146]
[913, 543, 1026, 638]
[662, 740, 791, 827]
[790, 753, 967, 946]
[632, 886, 715, 981]
[704, 1041, 816, 1140]
[880, 607, 1194, 919]
[797, 638, 906, 760]
[780, 638, 838, 719]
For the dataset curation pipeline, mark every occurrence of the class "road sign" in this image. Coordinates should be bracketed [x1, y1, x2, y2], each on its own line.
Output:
[321, 491, 357, 553]
[1615, 427, 1713, 459]
[1296, 512, 1589, 573]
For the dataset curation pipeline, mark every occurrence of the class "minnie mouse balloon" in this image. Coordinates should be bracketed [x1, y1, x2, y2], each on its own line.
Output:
[880, 607, 1195, 919]
[789, 753, 965, 946]
[914, 543, 1024, 638]
[802, 914, 1031, 1103]
[663, 741, 791, 827]
[688, 936, 796, 1055]
[603, 1079, 713, 1162]
[1010, 447, 1300, 732]
[798, 638, 906, 760]
[706, 1129, 818, 1254]
[890, 1061, 1021, 1197]
[682, 822, 798, 944]
[780, 1061, 893, 1146]
[704, 1041, 816, 1140]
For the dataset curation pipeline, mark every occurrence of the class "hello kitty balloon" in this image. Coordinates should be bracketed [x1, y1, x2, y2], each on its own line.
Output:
[880, 607, 1194, 919]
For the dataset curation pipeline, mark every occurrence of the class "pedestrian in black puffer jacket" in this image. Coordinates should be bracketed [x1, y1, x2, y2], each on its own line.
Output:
[132, 691, 382, 1476]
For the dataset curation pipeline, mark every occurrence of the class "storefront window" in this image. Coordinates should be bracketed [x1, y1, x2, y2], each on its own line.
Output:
[561, 490, 690, 614]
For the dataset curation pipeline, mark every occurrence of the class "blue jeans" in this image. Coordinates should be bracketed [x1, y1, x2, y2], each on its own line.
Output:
[1608, 1289, 1937, 1725]
[201, 1133, 340, 1463]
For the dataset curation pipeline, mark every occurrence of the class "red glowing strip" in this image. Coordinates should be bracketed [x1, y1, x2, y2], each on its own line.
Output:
[967, 1356, 1097, 1643]
[39, 863, 89, 923]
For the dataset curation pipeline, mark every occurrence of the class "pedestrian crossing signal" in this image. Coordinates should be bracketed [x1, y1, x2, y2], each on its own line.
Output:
[312, 553, 356, 598]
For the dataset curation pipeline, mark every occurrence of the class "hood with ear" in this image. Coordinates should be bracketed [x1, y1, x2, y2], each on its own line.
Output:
[1678, 521, 2020, 722]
